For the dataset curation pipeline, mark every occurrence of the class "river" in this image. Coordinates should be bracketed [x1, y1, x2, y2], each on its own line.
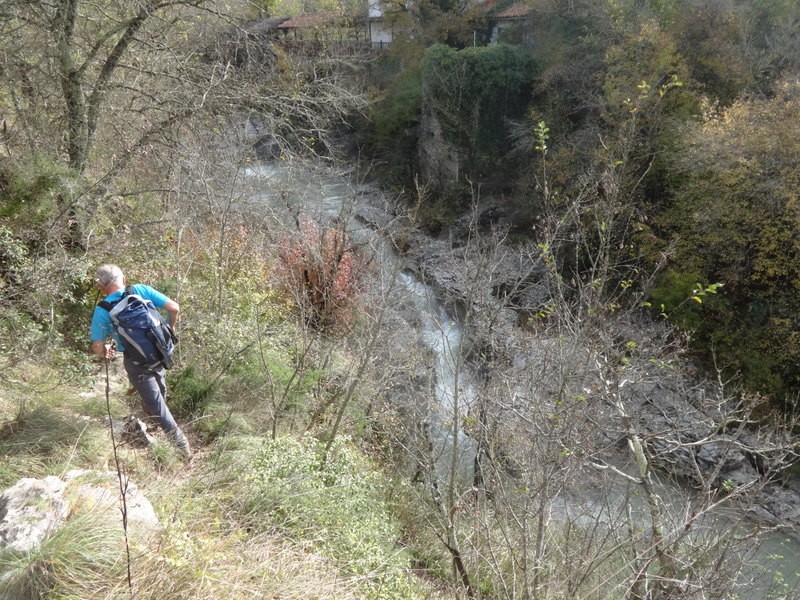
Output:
[243, 158, 800, 600]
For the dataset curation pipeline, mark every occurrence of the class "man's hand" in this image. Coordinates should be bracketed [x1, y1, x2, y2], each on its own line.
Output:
[91, 340, 116, 361]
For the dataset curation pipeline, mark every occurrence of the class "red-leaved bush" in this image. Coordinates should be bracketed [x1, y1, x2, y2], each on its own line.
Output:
[275, 215, 367, 330]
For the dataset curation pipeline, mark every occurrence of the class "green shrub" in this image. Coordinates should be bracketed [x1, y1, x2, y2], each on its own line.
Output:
[649, 269, 707, 329]
[414, 180, 472, 235]
[366, 63, 423, 186]
[242, 434, 423, 599]
[0, 155, 93, 362]
[655, 78, 800, 402]
[169, 364, 217, 418]
[421, 44, 537, 182]
[0, 155, 76, 230]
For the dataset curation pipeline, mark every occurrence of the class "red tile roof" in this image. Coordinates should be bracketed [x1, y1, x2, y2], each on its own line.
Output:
[496, 2, 531, 18]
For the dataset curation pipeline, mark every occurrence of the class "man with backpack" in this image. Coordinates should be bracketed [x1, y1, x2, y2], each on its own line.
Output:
[90, 264, 191, 459]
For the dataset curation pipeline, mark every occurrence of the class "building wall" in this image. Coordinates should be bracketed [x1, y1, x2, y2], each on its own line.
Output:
[368, 20, 394, 45]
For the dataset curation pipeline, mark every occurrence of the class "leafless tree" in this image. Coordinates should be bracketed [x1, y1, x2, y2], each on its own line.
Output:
[374, 77, 800, 597]
[0, 0, 225, 174]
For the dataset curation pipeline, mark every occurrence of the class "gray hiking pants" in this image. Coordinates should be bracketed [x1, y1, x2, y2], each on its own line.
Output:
[123, 356, 179, 435]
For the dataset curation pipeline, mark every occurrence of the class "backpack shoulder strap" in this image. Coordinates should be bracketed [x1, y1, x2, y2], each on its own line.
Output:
[98, 286, 133, 312]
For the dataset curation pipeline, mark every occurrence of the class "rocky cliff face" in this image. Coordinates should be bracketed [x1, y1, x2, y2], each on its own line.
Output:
[417, 104, 462, 192]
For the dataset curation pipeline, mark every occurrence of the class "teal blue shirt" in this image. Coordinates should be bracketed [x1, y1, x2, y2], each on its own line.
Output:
[90, 284, 169, 352]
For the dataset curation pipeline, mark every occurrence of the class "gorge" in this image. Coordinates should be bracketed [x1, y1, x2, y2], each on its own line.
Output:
[245, 154, 800, 599]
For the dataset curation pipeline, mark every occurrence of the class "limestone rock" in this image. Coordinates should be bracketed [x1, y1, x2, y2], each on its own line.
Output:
[0, 471, 159, 555]
[62, 470, 160, 537]
[0, 476, 69, 553]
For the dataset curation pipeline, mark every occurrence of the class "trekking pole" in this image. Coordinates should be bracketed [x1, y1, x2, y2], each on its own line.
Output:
[93, 279, 133, 594]
[104, 354, 133, 594]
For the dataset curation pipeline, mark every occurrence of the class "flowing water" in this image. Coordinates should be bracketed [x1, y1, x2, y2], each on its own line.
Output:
[243, 159, 800, 599]
[395, 271, 478, 484]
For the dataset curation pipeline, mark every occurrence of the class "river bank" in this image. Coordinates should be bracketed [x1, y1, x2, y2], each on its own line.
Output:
[354, 190, 800, 540]
[241, 158, 800, 597]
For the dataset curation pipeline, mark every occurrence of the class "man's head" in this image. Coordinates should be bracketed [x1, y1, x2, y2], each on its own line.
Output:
[95, 264, 124, 290]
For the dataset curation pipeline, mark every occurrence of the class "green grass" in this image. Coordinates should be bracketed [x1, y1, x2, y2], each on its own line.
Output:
[235, 434, 428, 600]
[0, 504, 128, 599]
[0, 355, 455, 600]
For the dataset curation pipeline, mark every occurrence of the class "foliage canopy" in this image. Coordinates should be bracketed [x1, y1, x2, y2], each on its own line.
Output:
[421, 43, 537, 182]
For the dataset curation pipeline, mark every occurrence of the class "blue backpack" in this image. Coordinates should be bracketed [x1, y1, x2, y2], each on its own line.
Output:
[99, 286, 177, 369]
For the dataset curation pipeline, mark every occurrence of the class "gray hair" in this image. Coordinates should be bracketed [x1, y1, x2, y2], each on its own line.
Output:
[95, 264, 124, 287]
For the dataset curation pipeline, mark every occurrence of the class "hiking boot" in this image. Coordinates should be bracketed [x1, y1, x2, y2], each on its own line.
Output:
[122, 415, 157, 447]
[172, 427, 192, 460]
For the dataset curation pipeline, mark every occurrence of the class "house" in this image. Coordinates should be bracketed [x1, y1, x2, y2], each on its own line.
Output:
[276, 12, 369, 52]
[276, 11, 340, 39]
[364, 0, 534, 50]
[367, 0, 395, 49]
[489, 1, 533, 45]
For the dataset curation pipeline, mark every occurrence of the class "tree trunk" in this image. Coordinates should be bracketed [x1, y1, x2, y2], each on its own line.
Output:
[55, 0, 88, 171]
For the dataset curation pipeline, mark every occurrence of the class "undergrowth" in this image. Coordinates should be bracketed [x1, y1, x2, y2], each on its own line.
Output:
[238, 434, 424, 600]
[0, 187, 454, 599]
[0, 356, 452, 599]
